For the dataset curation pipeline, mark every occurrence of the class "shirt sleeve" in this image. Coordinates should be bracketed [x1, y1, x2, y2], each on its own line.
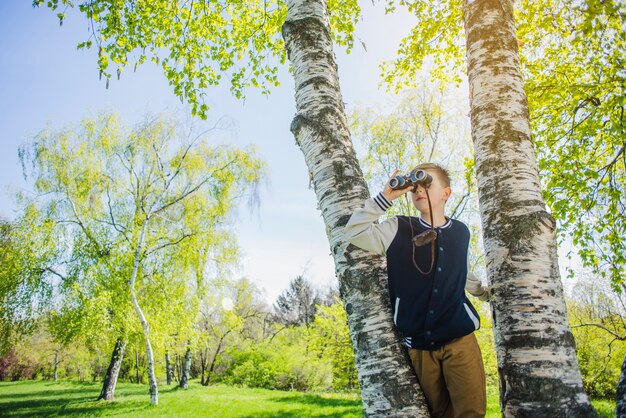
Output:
[343, 192, 399, 256]
[465, 253, 492, 301]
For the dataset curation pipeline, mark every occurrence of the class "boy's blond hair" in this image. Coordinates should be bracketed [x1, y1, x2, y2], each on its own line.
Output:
[413, 163, 451, 188]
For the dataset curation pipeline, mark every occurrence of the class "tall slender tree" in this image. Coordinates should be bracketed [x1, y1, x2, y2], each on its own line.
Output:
[36, 2, 429, 414]
[281, 0, 428, 414]
[462, 0, 595, 415]
[20, 113, 265, 405]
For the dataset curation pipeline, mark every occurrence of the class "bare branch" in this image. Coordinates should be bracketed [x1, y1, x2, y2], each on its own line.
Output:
[106, 183, 131, 245]
[42, 267, 67, 281]
[571, 323, 626, 340]
[144, 232, 196, 258]
[152, 158, 238, 215]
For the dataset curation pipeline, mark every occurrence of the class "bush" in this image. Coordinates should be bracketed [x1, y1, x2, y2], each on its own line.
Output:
[224, 348, 281, 389]
[222, 329, 333, 392]
[0, 348, 39, 381]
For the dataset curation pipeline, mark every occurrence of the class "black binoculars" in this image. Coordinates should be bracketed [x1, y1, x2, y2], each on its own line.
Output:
[389, 169, 433, 191]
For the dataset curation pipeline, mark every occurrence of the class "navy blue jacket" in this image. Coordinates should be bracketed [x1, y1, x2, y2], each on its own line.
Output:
[387, 216, 480, 349]
[344, 193, 486, 350]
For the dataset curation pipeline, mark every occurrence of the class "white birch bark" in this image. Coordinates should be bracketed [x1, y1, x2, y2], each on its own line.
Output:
[462, 0, 596, 415]
[282, 0, 429, 415]
[129, 220, 159, 406]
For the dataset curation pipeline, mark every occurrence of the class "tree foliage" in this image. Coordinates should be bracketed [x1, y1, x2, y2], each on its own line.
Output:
[34, 0, 361, 118]
[308, 298, 358, 390]
[349, 85, 475, 218]
[221, 298, 357, 392]
[379, 0, 626, 289]
[349, 86, 486, 276]
[568, 273, 626, 399]
[16, 112, 265, 403]
[196, 276, 268, 385]
[516, 0, 626, 288]
[274, 274, 321, 327]
[0, 210, 61, 353]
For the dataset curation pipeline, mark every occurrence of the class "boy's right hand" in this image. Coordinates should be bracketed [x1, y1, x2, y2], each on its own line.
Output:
[383, 169, 413, 201]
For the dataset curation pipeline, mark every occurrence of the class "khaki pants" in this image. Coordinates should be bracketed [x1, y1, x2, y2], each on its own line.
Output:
[408, 333, 486, 418]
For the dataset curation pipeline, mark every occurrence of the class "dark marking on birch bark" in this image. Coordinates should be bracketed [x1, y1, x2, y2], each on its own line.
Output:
[336, 214, 353, 228]
[501, 373, 595, 418]
[282, 17, 332, 50]
[484, 209, 553, 251]
[503, 333, 576, 351]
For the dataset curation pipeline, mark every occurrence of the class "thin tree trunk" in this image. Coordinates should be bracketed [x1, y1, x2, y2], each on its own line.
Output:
[98, 337, 126, 401]
[617, 354, 626, 417]
[179, 344, 192, 389]
[462, 0, 596, 415]
[129, 220, 158, 405]
[282, 1, 429, 415]
[135, 346, 140, 384]
[200, 364, 205, 386]
[199, 347, 207, 386]
[165, 351, 173, 385]
[53, 351, 59, 382]
[205, 339, 225, 386]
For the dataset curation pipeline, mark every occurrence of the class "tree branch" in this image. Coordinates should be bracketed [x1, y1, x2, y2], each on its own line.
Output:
[144, 232, 196, 258]
[571, 323, 626, 340]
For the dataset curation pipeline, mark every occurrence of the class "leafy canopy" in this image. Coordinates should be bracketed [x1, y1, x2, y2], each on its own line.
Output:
[34, 0, 361, 118]
[18, 112, 266, 353]
[380, 0, 626, 288]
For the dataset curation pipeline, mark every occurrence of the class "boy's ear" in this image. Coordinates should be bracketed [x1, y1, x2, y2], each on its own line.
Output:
[443, 186, 452, 201]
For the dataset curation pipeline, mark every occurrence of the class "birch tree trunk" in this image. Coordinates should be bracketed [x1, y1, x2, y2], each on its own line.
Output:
[179, 344, 192, 389]
[129, 220, 158, 405]
[98, 337, 126, 401]
[53, 351, 59, 382]
[282, 0, 429, 415]
[617, 354, 626, 417]
[463, 0, 596, 415]
[135, 346, 140, 383]
[165, 351, 173, 385]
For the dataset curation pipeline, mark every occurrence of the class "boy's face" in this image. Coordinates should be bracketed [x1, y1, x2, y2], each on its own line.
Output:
[410, 169, 451, 214]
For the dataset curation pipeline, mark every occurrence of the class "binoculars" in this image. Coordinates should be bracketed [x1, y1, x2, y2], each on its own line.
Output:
[389, 169, 433, 191]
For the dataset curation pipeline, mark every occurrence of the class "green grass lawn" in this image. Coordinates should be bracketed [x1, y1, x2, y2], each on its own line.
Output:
[0, 380, 362, 417]
[0, 380, 616, 417]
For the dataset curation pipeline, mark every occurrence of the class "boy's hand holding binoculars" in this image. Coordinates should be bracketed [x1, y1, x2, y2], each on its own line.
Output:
[383, 168, 433, 202]
[383, 169, 412, 201]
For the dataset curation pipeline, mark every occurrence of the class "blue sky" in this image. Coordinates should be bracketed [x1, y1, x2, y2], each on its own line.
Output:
[0, 2, 417, 303]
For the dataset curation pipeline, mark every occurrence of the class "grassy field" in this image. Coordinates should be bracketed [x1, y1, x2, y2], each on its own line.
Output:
[0, 380, 616, 417]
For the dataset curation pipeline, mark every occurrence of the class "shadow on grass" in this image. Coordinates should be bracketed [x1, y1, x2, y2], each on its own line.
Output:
[0, 395, 153, 418]
[237, 393, 362, 418]
[0, 386, 96, 401]
[238, 413, 360, 418]
[0, 396, 94, 417]
[0, 381, 154, 417]
[273, 394, 361, 408]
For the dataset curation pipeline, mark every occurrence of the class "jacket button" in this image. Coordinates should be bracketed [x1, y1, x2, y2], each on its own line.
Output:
[433, 288, 438, 293]
[426, 331, 431, 335]
[439, 247, 444, 251]
[437, 267, 442, 272]
[430, 342, 435, 346]
[429, 309, 434, 314]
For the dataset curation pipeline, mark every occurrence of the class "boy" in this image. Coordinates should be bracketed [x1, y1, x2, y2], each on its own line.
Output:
[344, 163, 490, 418]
